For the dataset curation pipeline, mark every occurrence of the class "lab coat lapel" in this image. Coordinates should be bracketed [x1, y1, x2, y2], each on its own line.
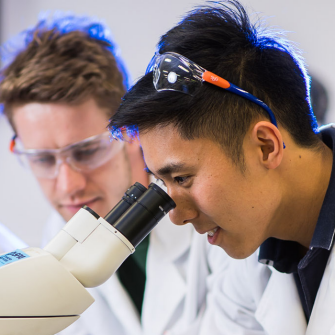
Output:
[255, 268, 307, 335]
[142, 216, 193, 335]
[96, 274, 142, 335]
[306, 245, 335, 335]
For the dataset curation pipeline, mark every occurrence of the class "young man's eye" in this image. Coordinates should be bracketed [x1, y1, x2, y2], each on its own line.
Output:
[174, 176, 190, 185]
[29, 154, 55, 167]
[73, 146, 99, 161]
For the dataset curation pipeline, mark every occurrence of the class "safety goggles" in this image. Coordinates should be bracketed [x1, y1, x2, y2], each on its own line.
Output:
[10, 132, 124, 179]
[147, 52, 278, 127]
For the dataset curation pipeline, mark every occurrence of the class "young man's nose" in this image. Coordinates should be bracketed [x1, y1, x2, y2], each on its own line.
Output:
[56, 162, 87, 195]
[167, 191, 197, 226]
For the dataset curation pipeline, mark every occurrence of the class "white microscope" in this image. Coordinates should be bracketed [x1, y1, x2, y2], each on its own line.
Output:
[0, 182, 175, 335]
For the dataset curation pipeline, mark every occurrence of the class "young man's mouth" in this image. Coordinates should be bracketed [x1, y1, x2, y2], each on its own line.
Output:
[207, 227, 220, 245]
[61, 198, 99, 213]
[207, 227, 218, 237]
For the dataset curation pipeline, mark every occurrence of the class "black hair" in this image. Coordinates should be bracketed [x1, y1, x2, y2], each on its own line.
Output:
[310, 75, 329, 125]
[109, 0, 320, 166]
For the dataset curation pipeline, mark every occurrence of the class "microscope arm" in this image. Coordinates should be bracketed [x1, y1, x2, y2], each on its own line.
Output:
[44, 207, 135, 287]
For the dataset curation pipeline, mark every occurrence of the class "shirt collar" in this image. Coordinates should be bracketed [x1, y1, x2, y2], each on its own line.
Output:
[310, 125, 335, 249]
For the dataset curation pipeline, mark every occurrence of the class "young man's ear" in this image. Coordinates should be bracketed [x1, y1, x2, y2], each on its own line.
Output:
[250, 121, 284, 169]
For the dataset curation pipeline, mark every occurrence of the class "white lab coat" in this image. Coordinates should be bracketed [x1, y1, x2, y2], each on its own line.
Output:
[206, 245, 335, 335]
[42, 210, 229, 335]
[307, 243, 335, 335]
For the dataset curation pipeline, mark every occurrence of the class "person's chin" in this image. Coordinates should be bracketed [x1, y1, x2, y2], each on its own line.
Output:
[223, 240, 258, 259]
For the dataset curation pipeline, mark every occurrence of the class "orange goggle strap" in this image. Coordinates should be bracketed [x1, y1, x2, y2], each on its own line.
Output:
[9, 134, 17, 153]
[202, 71, 231, 89]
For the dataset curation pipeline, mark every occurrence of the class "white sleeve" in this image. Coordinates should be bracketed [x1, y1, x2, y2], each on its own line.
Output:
[166, 237, 231, 335]
[198, 251, 270, 335]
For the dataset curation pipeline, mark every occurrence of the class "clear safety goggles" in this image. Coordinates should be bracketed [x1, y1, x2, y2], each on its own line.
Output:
[147, 52, 278, 127]
[10, 132, 124, 179]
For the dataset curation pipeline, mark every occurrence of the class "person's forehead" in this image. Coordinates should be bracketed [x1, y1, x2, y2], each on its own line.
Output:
[13, 99, 109, 149]
[139, 125, 223, 173]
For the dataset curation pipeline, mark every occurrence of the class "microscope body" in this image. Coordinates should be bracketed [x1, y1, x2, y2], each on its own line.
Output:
[0, 182, 175, 335]
[0, 247, 93, 335]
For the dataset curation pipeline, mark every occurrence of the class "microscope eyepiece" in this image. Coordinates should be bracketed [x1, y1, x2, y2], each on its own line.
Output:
[83, 182, 175, 249]
[111, 182, 176, 247]
[104, 182, 147, 225]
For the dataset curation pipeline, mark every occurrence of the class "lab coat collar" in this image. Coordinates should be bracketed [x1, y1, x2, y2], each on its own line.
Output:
[306, 242, 335, 334]
[255, 266, 307, 335]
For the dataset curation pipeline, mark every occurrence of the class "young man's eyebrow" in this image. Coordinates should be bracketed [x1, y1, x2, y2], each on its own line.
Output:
[157, 163, 186, 176]
[144, 163, 187, 177]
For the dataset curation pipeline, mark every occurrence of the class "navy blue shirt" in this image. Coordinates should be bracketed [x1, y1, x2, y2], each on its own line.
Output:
[259, 126, 335, 322]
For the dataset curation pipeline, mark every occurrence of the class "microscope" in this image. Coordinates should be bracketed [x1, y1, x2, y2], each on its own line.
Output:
[0, 182, 175, 335]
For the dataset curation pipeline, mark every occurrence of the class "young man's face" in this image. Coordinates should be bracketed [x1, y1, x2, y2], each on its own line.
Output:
[13, 98, 132, 221]
[140, 124, 281, 259]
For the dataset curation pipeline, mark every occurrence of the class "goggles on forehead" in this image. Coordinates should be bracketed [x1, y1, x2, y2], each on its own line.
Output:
[146, 51, 278, 127]
[10, 132, 124, 179]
